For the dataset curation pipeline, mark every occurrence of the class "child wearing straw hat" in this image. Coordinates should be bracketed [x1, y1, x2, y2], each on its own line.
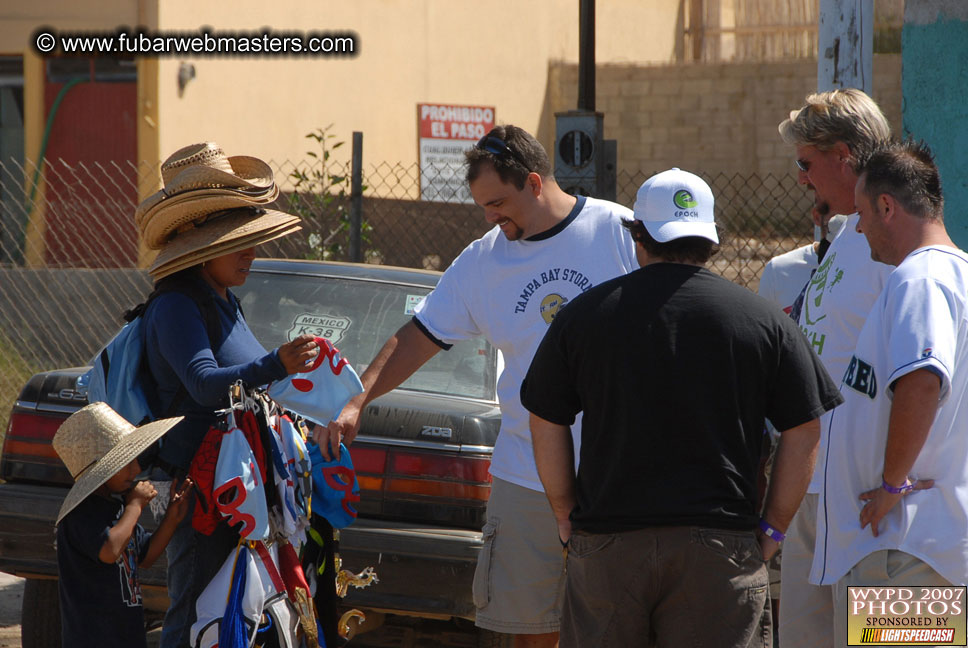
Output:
[53, 402, 194, 648]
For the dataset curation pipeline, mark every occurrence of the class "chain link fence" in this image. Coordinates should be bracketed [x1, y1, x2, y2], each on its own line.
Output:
[0, 155, 814, 437]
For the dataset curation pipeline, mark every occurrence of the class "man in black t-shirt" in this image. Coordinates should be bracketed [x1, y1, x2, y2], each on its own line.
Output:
[521, 168, 842, 648]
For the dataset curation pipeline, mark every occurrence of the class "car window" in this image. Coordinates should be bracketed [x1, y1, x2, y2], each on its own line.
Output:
[236, 271, 498, 401]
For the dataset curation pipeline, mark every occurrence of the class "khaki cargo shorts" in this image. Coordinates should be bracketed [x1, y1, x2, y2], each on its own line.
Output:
[473, 477, 565, 634]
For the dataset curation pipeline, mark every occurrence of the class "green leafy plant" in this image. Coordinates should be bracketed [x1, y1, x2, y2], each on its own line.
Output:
[288, 125, 373, 261]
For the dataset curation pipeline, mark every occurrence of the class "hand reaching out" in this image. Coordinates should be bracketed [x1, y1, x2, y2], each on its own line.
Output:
[278, 334, 319, 374]
[164, 476, 195, 524]
[312, 397, 365, 460]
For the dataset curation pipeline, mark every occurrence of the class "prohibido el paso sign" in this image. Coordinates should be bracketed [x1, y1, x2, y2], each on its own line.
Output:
[288, 313, 351, 345]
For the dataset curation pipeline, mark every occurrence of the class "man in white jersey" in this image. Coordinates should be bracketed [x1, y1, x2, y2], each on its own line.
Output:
[812, 139, 968, 646]
[323, 125, 638, 647]
[775, 88, 894, 647]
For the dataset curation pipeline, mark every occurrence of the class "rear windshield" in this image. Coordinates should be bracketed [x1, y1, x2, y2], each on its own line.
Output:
[236, 271, 498, 401]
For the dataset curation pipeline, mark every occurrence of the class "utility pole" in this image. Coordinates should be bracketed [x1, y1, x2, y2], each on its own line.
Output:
[553, 0, 617, 201]
[817, 0, 873, 93]
[578, 0, 595, 111]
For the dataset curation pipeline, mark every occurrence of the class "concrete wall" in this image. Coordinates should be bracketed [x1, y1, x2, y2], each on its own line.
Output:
[147, 0, 682, 172]
[902, 2, 968, 249]
[549, 54, 903, 178]
[1, 1, 683, 173]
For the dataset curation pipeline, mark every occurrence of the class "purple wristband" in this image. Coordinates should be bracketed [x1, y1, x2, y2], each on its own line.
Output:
[882, 477, 914, 494]
[758, 518, 785, 542]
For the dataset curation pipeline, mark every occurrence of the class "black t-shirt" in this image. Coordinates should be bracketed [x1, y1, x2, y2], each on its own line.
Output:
[521, 263, 842, 533]
[56, 494, 150, 648]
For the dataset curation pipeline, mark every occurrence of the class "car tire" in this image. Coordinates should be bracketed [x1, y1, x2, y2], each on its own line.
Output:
[21, 578, 61, 648]
[477, 628, 513, 648]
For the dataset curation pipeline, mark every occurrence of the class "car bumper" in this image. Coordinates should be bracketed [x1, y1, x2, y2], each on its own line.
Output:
[339, 518, 483, 620]
[0, 483, 483, 621]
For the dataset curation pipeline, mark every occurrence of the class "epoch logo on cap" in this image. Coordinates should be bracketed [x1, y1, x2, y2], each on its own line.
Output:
[673, 190, 698, 209]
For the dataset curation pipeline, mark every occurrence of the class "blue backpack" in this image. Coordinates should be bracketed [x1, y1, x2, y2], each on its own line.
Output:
[80, 281, 223, 425]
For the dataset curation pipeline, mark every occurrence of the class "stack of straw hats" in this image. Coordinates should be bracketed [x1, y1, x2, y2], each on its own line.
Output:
[137, 142, 302, 280]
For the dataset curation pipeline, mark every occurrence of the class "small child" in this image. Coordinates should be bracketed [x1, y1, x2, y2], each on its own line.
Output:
[52, 402, 193, 648]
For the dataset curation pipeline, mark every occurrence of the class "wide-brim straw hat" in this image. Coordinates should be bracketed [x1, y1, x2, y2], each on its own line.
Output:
[137, 142, 280, 250]
[148, 207, 302, 281]
[52, 402, 183, 524]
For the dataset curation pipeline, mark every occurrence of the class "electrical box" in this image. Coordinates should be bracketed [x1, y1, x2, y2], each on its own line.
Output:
[553, 110, 616, 201]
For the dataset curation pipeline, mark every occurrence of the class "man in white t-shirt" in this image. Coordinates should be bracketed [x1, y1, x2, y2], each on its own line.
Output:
[775, 88, 894, 647]
[813, 139, 968, 646]
[323, 125, 638, 647]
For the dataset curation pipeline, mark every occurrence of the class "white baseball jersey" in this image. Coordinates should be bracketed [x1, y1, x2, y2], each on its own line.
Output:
[811, 245, 968, 586]
[414, 196, 638, 491]
[797, 215, 893, 492]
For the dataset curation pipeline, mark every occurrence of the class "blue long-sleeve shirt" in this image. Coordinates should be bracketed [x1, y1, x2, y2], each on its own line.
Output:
[143, 277, 287, 469]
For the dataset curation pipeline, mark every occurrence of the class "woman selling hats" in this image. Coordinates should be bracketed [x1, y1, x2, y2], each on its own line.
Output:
[134, 142, 317, 648]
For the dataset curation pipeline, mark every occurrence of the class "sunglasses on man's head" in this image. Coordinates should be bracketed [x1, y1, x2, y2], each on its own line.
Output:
[476, 135, 529, 169]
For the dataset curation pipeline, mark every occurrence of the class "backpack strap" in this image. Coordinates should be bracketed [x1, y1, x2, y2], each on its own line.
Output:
[133, 275, 226, 418]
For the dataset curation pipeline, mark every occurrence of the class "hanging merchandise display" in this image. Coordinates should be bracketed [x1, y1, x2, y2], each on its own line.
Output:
[214, 410, 271, 541]
[191, 541, 300, 648]
[187, 381, 378, 647]
[308, 441, 360, 529]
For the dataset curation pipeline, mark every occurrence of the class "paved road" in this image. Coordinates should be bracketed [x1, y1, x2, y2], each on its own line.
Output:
[0, 571, 487, 647]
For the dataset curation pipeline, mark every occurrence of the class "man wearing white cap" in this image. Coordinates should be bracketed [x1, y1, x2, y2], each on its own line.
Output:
[522, 168, 843, 647]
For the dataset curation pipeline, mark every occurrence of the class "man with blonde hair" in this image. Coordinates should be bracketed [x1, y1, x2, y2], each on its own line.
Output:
[775, 88, 894, 647]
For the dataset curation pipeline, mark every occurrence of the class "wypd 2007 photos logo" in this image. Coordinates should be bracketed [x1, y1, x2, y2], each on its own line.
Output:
[848, 586, 967, 645]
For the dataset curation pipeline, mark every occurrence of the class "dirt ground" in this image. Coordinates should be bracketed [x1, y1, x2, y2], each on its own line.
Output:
[0, 570, 484, 648]
[0, 573, 23, 648]
[0, 573, 165, 648]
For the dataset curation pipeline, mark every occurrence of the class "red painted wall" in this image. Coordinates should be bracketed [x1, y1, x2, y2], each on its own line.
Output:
[42, 77, 137, 267]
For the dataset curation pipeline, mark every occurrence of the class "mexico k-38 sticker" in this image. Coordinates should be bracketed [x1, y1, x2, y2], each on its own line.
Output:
[405, 294, 425, 316]
[288, 313, 352, 345]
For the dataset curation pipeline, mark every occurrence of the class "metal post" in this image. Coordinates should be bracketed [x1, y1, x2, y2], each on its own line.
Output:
[349, 131, 363, 263]
[578, 0, 595, 111]
[690, 0, 705, 61]
[818, 0, 873, 93]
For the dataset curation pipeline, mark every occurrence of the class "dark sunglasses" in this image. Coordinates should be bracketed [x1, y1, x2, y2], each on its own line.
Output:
[795, 158, 810, 173]
[476, 135, 529, 169]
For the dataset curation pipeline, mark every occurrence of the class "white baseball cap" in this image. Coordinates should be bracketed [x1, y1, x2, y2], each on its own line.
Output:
[633, 168, 718, 244]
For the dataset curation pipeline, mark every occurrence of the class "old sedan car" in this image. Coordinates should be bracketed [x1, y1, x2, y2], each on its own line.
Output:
[0, 259, 507, 647]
